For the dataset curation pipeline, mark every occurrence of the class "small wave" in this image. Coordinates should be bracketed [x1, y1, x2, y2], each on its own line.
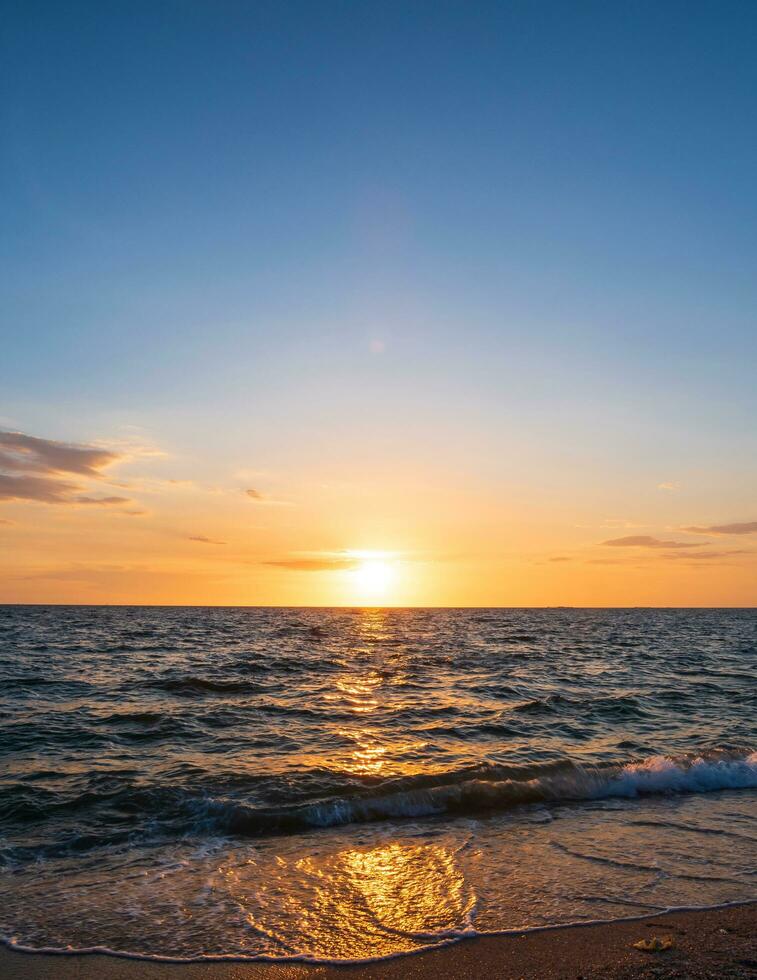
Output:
[629, 818, 757, 843]
[512, 692, 647, 718]
[2, 676, 93, 691]
[512, 693, 568, 713]
[98, 711, 167, 726]
[148, 676, 262, 695]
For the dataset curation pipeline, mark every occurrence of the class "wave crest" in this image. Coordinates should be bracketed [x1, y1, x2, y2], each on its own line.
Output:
[220, 749, 757, 836]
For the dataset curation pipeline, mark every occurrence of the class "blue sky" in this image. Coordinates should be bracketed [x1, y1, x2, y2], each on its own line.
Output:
[2, 1, 756, 604]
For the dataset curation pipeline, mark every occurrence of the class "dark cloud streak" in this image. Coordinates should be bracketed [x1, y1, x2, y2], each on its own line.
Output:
[601, 535, 701, 549]
[662, 549, 751, 561]
[682, 521, 757, 536]
[264, 558, 360, 572]
[0, 430, 133, 508]
[0, 431, 118, 476]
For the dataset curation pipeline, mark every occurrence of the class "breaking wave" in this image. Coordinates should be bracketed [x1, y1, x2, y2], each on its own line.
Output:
[215, 749, 757, 835]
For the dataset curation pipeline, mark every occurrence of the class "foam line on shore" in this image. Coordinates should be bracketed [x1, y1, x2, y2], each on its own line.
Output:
[3, 899, 756, 967]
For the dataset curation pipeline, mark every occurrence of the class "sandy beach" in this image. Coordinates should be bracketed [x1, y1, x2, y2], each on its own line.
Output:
[1, 903, 754, 980]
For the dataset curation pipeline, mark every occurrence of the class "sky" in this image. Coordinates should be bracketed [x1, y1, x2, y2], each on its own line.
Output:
[1, 0, 756, 606]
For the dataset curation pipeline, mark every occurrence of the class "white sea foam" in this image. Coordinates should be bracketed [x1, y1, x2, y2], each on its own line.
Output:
[605, 751, 757, 798]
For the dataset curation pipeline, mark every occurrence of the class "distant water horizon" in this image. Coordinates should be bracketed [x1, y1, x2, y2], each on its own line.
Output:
[3, 603, 757, 609]
[1, 605, 755, 962]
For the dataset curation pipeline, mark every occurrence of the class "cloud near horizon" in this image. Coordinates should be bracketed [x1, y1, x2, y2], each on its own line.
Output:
[601, 535, 702, 549]
[189, 535, 227, 545]
[0, 430, 133, 508]
[76, 495, 132, 506]
[264, 556, 361, 572]
[599, 519, 647, 529]
[661, 549, 751, 561]
[681, 521, 757, 536]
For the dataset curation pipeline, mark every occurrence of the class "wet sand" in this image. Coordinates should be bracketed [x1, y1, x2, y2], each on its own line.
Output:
[1, 903, 754, 979]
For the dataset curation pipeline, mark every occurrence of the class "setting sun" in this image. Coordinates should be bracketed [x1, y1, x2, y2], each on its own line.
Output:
[349, 553, 397, 603]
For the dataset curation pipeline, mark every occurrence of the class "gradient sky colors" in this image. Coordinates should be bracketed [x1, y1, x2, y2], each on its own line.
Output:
[2, 1, 756, 605]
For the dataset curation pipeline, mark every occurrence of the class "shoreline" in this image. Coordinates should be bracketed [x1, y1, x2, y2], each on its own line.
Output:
[1, 902, 754, 979]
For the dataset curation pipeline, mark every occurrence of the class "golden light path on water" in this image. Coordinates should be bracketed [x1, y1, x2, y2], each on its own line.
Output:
[322, 607, 428, 777]
[218, 607, 475, 959]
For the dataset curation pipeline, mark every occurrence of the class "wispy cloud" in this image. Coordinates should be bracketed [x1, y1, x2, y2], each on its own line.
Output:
[657, 482, 680, 492]
[264, 555, 361, 572]
[548, 556, 572, 562]
[118, 477, 195, 494]
[572, 519, 647, 530]
[599, 519, 648, 529]
[75, 495, 132, 506]
[661, 549, 751, 561]
[681, 521, 757, 536]
[587, 557, 646, 565]
[242, 487, 292, 507]
[0, 430, 134, 508]
[0, 473, 77, 503]
[20, 563, 130, 582]
[0, 473, 129, 506]
[189, 535, 226, 545]
[601, 535, 701, 549]
[0, 430, 119, 476]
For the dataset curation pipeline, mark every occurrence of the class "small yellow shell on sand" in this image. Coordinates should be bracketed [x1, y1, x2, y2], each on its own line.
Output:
[632, 936, 674, 952]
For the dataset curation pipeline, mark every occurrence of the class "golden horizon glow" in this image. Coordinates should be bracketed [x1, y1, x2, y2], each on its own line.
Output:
[1, 428, 756, 607]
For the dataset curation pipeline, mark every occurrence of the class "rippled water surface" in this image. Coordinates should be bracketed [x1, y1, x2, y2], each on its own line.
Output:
[1, 606, 755, 960]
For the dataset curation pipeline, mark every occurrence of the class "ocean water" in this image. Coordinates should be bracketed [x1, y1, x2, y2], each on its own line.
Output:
[1, 605, 755, 962]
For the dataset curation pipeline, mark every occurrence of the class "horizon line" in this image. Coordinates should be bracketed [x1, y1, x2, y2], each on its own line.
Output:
[1, 603, 755, 611]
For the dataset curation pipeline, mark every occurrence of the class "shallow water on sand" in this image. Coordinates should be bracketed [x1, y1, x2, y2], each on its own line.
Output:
[1, 606, 755, 961]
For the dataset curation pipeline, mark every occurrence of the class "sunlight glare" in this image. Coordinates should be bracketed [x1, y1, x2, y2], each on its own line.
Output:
[355, 560, 393, 596]
[349, 553, 396, 603]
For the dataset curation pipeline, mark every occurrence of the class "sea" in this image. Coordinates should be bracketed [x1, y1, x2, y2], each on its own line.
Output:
[1, 605, 755, 964]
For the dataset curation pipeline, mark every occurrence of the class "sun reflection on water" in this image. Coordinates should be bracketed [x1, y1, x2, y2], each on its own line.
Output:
[218, 838, 473, 959]
[331, 842, 474, 938]
[321, 608, 427, 778]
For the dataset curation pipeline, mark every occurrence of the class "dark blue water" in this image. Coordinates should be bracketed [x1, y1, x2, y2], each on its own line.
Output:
[1, 606, 755, 961]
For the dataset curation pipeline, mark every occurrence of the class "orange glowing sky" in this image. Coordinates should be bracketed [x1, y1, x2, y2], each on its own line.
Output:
[0, 426, 755, 606]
